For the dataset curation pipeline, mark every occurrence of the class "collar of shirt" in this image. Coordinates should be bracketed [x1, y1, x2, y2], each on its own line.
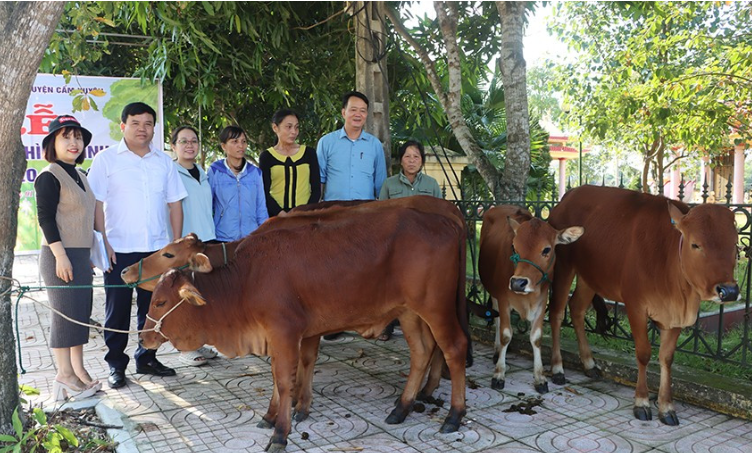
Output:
[398, 171, 423, 187]
[223, 158, 249, 176]
[115, 138, 158, 157]
[337, 127, 367, 142]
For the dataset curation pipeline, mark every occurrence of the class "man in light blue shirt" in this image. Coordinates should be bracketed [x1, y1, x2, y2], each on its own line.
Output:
[317, 91, 387, 201]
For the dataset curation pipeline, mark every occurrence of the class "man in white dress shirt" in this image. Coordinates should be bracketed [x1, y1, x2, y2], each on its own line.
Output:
[88, 102, 187, 389]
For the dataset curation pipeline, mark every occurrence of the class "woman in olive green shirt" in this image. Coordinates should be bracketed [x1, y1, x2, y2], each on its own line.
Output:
[379, 140, 441, 200]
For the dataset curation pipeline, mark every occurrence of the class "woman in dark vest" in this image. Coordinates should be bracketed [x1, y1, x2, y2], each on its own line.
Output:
[35, 115, 102, 400]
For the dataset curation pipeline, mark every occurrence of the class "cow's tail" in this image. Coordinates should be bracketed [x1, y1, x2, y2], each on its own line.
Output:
[592, 294, 611, 335]
[458, 223, 473, 368]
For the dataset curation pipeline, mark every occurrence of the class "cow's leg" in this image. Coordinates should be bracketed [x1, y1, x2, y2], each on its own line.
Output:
[530, 306, 548, 394]
[388, 314, 435, 425]
[491, 296, 501, 364]
[657, 327, 681, 426]
[418, 346, 444, 402]
[265, 348, 299, 453]
[549, 264, 576, 385]
[258, 380, 279, 429]
[293, 336, 321, 422]
[431, 322, 467, 434]
[568, 281, 600, 378]
[625, 305, 652, 421]
[491, 299, 511, 390]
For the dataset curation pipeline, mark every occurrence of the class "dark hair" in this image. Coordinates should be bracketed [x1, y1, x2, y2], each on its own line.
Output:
[399, 140, 425, 164]
[121, 102, 157, 123]
[219, 125, 246, 144]
[271, 109, 299, 126]
[43, 127, 86, 164]
[341, 91, 369, 109]
[170, 125, 199, 145]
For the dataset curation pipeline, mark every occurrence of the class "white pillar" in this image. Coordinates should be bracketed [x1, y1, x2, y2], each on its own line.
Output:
[558, 159, 566, 200]
[734, 144, 745, 204]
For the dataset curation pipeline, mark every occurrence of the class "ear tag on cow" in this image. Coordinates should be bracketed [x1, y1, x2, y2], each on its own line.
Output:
[670, 218, 676, 225]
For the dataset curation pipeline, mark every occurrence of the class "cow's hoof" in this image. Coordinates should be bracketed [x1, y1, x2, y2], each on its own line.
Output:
[534, 382, 549, 394]
[659, 410, 679, 426]
[492, 352, 499, 364]
[292, 410, 309, 422]
[257, 418, 274, 429]
[633, 406, 652, 421]
[551, 373, 566, 385]
[265, 441, 286, 452]
[439, 419, 461, 433]
[491, 378, 505, 390]
[385, 406, 410, 425]
[584, 367, 602, 379]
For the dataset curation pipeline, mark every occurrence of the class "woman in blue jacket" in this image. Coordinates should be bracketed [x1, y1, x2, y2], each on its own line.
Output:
[208, 126, 268, 242]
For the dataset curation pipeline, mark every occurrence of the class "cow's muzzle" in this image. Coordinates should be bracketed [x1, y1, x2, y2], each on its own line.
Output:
[716, 283, 739, 302]
[510, 277, 531, 294]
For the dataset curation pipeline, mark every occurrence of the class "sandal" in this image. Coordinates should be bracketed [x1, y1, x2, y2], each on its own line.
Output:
[179, 350, 208, 367]
[196, 346, 218, 359]
[377, 332, 391, 341]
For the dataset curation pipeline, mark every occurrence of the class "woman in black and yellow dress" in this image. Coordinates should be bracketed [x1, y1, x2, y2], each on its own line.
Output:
[259, 109, 321, 217]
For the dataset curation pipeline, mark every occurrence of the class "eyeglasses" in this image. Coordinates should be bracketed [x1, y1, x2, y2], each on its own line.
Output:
[177, 139, 199, 145]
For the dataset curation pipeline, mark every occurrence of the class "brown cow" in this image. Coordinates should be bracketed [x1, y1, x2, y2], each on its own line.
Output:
[122, 196, 469, 414]
[548, 185, 739, 425]
[139, 205, 468, 452]
[478, 205, 583, 393]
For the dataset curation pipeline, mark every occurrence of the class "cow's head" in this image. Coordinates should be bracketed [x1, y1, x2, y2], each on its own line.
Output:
[669, 202, 739, 302]
[508, 217, 584, 295]
[122, 233, 204, 291]
[139, 268, 208, 350]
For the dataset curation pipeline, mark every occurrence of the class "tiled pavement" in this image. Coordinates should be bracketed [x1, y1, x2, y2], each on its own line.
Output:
[11, 255, 752, 453]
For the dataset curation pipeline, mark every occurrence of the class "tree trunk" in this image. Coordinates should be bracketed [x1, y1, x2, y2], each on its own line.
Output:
[353, 1, 392, 173]
[496, 1, 531, 201]
[386, 2, 502, 198]
[0, 1, 65, 432]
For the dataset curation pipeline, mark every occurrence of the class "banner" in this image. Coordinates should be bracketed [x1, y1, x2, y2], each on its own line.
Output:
[17, 74, 163, 252]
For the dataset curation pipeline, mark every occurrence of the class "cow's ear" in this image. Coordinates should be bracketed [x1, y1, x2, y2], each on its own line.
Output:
[189, 253, 213, 273]
[507, 216, 521, 234]
[667, 202, 685, 229]
[185, 233, 199, 245]
[178, 284, 207, 306]
[557, 226, 584, 245]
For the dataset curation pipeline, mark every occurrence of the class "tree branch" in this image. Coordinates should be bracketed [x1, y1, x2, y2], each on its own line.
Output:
[668, 72, 752, 85]
[384, 5, 449, 108]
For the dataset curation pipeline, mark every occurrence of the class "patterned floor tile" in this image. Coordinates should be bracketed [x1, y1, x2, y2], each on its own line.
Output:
[656, 427, 752, 453]
[520, 420, 653, 452]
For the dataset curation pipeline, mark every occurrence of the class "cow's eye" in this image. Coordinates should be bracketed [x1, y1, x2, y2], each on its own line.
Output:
[691, 243, 701, 250]
[542, 247, 551, 257]
[155, 300, 166, 308]
[163, 253, 175, 258]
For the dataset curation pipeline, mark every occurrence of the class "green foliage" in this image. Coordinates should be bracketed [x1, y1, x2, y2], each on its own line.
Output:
[42, 1, 356, 159]
[549, 2, 752, 184]
[0, 408, 78, 453]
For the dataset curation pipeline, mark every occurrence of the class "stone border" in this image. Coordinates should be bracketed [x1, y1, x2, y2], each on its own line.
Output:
[42, 399, 137, 453]
[470, 324, 752, 421]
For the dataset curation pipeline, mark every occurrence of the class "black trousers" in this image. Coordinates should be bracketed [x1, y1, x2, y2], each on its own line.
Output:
[103, 251, 157, 371]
